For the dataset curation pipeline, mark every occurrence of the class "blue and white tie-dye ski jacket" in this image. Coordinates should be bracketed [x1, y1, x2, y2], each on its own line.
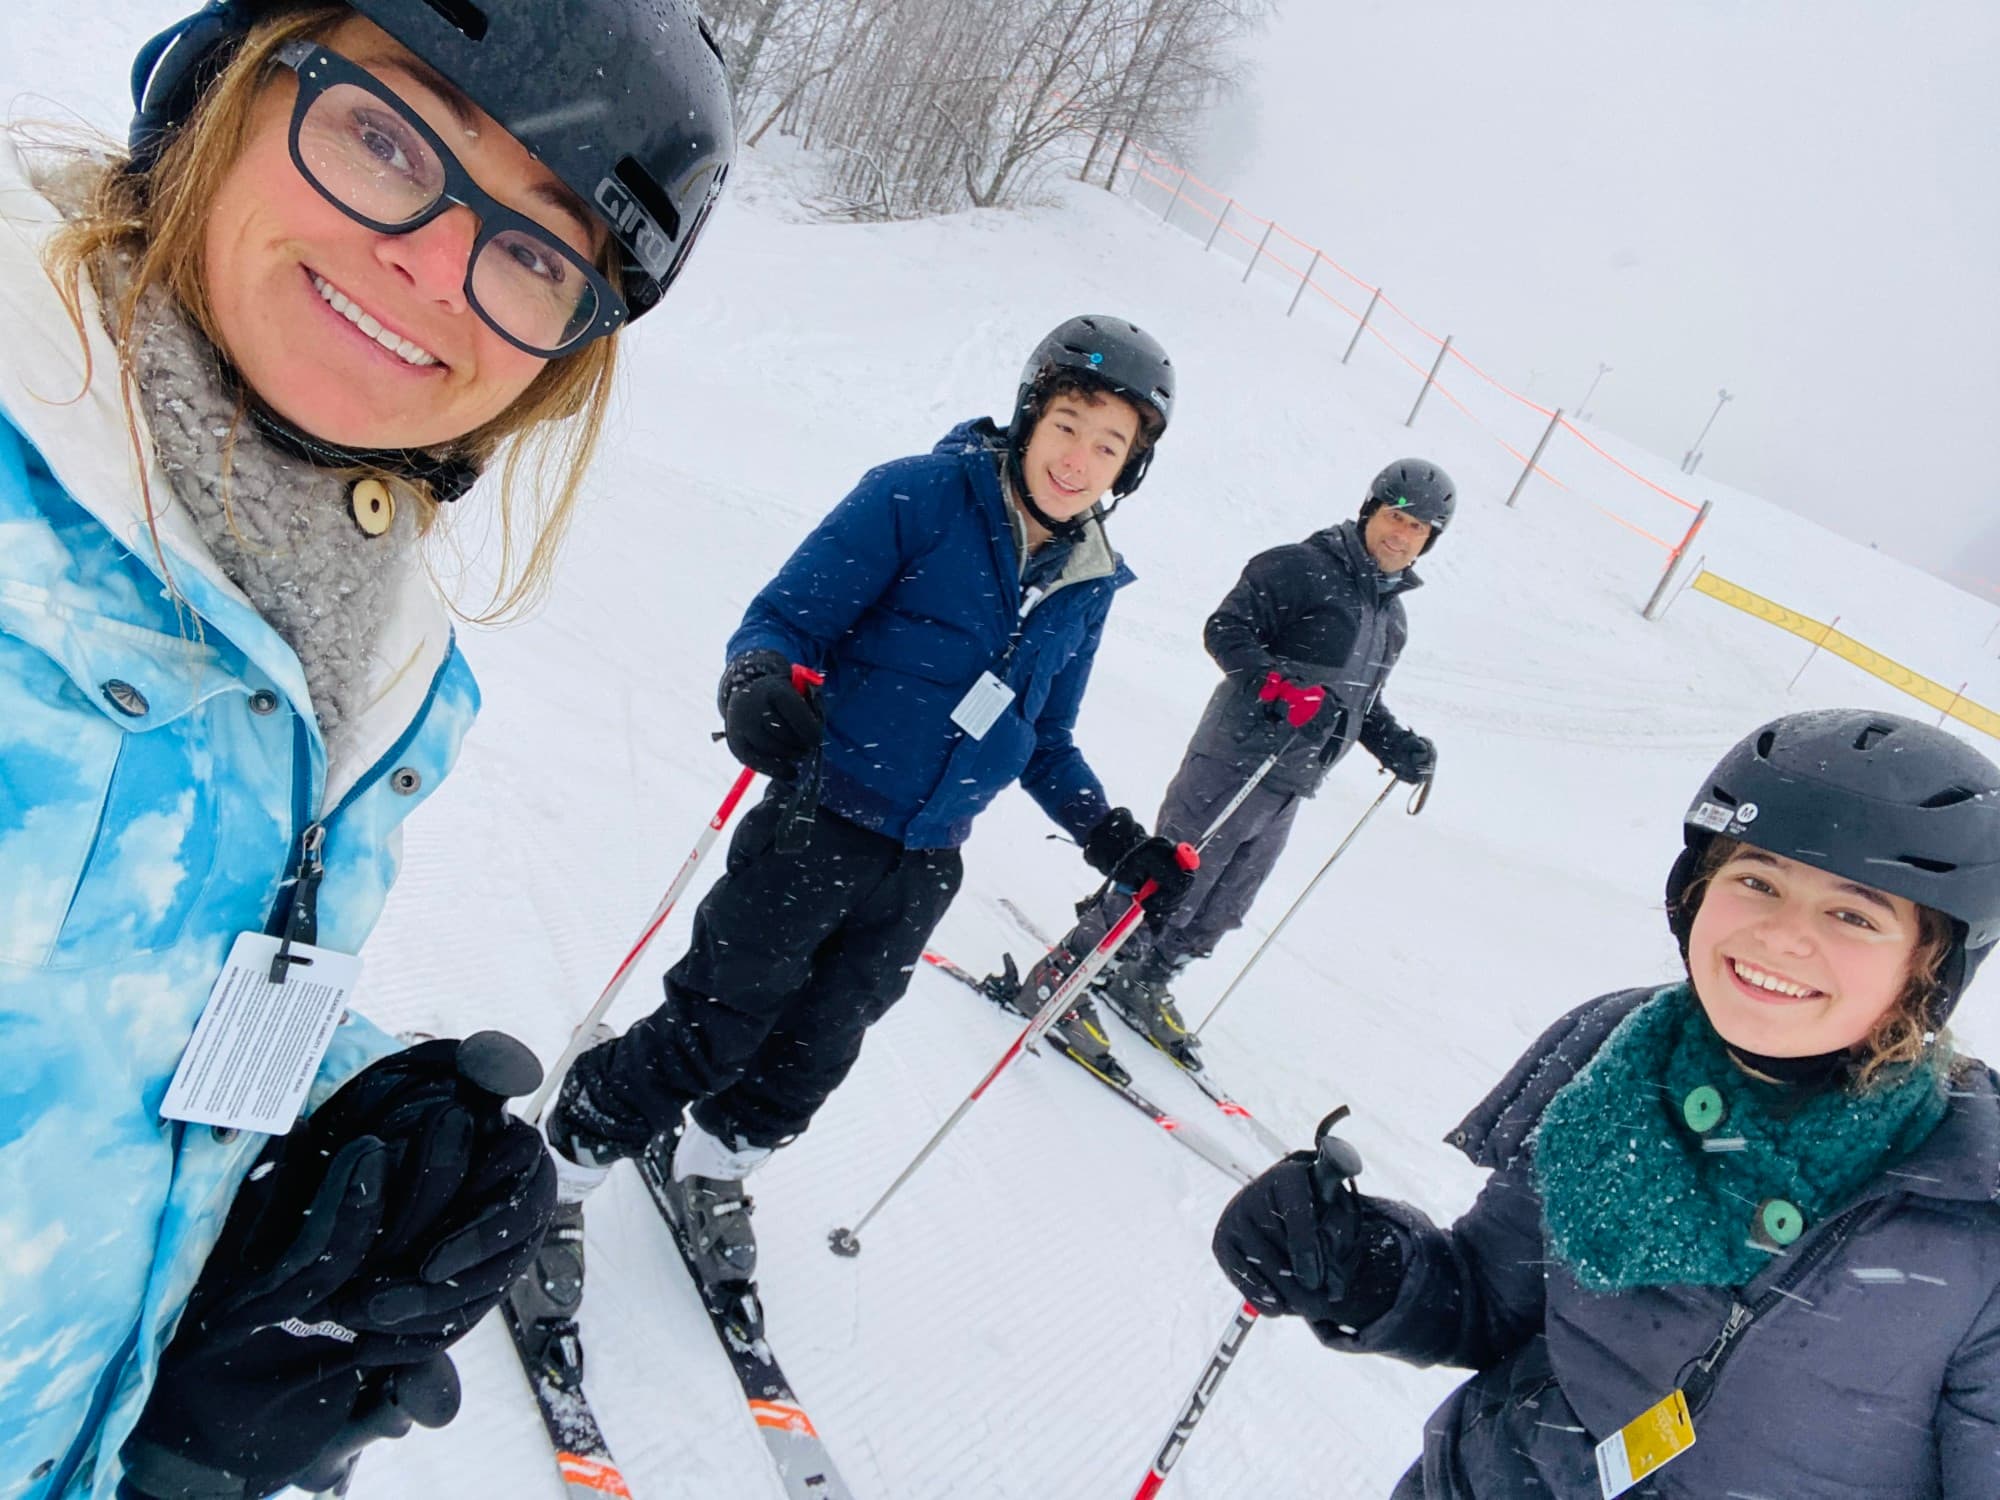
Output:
[0, 148, 481, 1499]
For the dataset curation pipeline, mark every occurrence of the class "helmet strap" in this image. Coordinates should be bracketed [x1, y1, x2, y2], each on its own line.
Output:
[246, 404, 481, 504]
[1005, 441, 1087, 540]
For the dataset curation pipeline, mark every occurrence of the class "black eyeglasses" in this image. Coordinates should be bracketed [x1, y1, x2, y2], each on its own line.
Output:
[274, 40, 625, 357]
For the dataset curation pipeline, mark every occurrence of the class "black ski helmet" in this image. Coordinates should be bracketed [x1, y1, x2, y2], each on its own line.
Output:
[1358, 459, 1455, 553]
[1665, 709, 2000, 1024]
[126, 0, 734, 322]
[1009, 315, 1174, 500]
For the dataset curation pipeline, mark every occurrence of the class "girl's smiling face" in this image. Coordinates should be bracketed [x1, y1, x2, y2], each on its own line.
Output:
[1687, 844, 1922, 1057]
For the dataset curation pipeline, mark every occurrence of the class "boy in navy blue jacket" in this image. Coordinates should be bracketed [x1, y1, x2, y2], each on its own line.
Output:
[512, 317, 1188, 1364]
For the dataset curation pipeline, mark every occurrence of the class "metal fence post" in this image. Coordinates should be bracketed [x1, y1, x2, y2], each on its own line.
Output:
[1504, 408, 1564, 508]
[1642, 499, 1714, 620]
[1938, 682, 1969, 728]
[1660, 553, 1707, 620]
[1404, 334, 1454, 426]
[1204, 199, 1233, 252]
[1287, 249, 1322, 317]
[1787, 615, 1842, 692]
[1161, 166, 1189, 224]
[1342, 288, 1381, 364]
[1241, 221, 1276, 285]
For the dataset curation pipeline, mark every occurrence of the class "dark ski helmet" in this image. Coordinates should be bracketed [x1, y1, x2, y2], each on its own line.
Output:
[1009, 315, 1175, 500]
[1666, 709, 2000, 1024]
[126, 0, 734, 322]
[1359, 459, 1455, 554]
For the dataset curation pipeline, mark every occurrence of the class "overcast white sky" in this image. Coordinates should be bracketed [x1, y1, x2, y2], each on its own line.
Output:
[1201, 0, 1999, 595]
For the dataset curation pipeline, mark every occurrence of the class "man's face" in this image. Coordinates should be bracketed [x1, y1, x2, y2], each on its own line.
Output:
[1021, 390, 1141, 522]
[1362, 504, 1432, 572]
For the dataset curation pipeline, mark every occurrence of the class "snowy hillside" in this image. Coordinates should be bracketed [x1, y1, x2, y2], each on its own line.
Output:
[11, 10, 2000, 1497]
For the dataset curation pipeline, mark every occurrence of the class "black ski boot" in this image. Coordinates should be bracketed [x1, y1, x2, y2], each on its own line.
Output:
[1099, 950, 1201, 1067]
[652, 1163, 759, 1293]
[505, 1200, 588, 1391]
[984, 951, 1133, 1085]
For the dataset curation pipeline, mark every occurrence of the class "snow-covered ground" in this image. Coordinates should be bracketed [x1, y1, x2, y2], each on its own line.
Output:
[11, 10, 2000, 1496]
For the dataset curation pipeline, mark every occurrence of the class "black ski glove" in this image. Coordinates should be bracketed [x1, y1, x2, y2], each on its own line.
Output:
[1375, 729, 1436, 785]
[1212, 1153, 1405, 1331]
[721, 651, 825, 778]
[121, 1034, 556, 1500]
[1082, 807, 1196, 915]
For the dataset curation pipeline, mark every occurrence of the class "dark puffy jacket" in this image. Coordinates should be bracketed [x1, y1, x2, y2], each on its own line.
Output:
[1191, 520, 1418, 796]
[725, 418, 1130, 849]
[1349, 988, 2000, 1498]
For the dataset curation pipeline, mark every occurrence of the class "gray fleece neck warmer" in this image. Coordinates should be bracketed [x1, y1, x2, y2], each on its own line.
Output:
[108, 257, 424, 763]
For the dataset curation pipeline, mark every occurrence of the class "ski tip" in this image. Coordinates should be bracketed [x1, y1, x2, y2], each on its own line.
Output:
[1218, 1100, 1251, 1117]
[558, 1453, 633, 1497]
[748, 1398, 820, 1437]
[828, 1226, 861, 1258]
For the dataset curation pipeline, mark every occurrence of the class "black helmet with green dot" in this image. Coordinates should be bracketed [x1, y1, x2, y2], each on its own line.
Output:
[1358, 459, 1455, 554]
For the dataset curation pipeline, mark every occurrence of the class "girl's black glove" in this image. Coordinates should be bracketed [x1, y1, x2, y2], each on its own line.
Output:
[1212, 1152, 1405, 1331]
[720, 652, 824, 778]
[120, 1034, 555, 1499]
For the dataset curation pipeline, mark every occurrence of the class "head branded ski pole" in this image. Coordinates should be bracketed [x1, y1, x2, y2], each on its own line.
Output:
[828, 843, 1199, 1257]
[1130, 1109, 1363, 1499]
[1193, 774, 1417, 1038]
[523, 666, 822, 1122]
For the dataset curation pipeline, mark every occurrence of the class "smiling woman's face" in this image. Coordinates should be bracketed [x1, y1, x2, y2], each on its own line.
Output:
[1687, 845, 1922, 1057]
[200, 16, 595, 448]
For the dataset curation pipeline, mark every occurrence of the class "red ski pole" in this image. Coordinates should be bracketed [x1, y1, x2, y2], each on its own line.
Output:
[524, 665, 823, 1121]
[1128, 1107, 1364, 1498]
[828, 842, 1199, 1256]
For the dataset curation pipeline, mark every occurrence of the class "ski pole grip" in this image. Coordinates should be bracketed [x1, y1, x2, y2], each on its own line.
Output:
[1174, 842, 1199, 871]
[790, 663, 825, 693]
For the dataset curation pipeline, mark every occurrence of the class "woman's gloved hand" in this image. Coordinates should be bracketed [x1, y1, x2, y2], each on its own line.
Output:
[120, 1033, 555, 1499]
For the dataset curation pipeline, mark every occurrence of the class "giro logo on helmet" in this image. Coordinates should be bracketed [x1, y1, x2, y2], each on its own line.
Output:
[593, 177, 675, 278]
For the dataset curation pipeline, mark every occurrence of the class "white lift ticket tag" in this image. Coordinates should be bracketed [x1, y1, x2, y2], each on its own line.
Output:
[950, 671, 1016, 740]
[162, 932, 361, 1135]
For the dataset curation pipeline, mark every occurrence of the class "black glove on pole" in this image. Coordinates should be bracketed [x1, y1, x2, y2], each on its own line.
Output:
[1210, 1107, 1403, 1332]
[721, 651, 825, 778]
[1083, 807, 1197, 914]
[121, 1034, 556, 1500]
[1378, 730, 1436, 786]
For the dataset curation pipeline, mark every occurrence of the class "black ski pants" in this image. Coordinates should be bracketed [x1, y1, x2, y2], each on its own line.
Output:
[583, 787, 963, 1150]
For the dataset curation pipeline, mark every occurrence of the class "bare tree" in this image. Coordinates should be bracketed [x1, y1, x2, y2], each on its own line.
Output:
[704, 0, 1268, 219]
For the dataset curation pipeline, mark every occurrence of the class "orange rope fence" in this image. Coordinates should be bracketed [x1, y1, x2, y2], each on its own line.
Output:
[1109, 140, 1708, 566]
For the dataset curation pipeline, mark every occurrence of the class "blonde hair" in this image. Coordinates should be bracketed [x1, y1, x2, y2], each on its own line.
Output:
[35, 2, 619, 624]
[1681, 835, 1958, 1090]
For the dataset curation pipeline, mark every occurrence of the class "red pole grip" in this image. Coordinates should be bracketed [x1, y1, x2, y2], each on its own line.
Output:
[790, 663, 825, 693]
[1174, 842, 1199, 871]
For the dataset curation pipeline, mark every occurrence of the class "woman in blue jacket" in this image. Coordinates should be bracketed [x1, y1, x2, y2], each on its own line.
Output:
[1214, 710, 2000, 1497]
[516, 316, 1193, 1363]
[0, 3, 731, 1495]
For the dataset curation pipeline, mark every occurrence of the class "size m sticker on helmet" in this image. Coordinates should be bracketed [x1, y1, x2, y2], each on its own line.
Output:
[1689, 801, 1735, 833]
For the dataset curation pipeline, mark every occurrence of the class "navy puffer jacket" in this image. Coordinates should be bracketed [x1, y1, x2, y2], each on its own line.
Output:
[1353, 988, 2000, 1498]
[725, 419, 1131, 849]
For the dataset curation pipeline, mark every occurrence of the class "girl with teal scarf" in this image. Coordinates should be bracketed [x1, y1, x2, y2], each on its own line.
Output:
[1212, 710, 2000, 1498]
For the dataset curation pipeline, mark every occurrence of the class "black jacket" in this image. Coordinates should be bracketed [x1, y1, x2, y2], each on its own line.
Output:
[1189, 520, 1419, 796]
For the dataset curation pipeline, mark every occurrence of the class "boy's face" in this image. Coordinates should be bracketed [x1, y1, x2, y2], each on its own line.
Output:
[1021, 391, 1142, 522]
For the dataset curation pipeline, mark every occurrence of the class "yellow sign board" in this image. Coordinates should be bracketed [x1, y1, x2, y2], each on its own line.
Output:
[1690, 571, 2000, 741]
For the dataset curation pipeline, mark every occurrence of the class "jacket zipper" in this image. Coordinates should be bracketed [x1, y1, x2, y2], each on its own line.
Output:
[1678, 1201, 1873, 1414]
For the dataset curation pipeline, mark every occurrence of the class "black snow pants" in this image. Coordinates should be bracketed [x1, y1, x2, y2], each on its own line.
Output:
[583, 787, 963, 1149]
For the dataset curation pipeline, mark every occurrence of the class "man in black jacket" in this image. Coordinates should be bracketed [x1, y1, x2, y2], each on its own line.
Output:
[1014, 460, 1449, 1071]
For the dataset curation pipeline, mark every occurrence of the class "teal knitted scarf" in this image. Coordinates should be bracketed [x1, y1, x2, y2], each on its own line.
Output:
[1533, 985, 1948, 1292]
